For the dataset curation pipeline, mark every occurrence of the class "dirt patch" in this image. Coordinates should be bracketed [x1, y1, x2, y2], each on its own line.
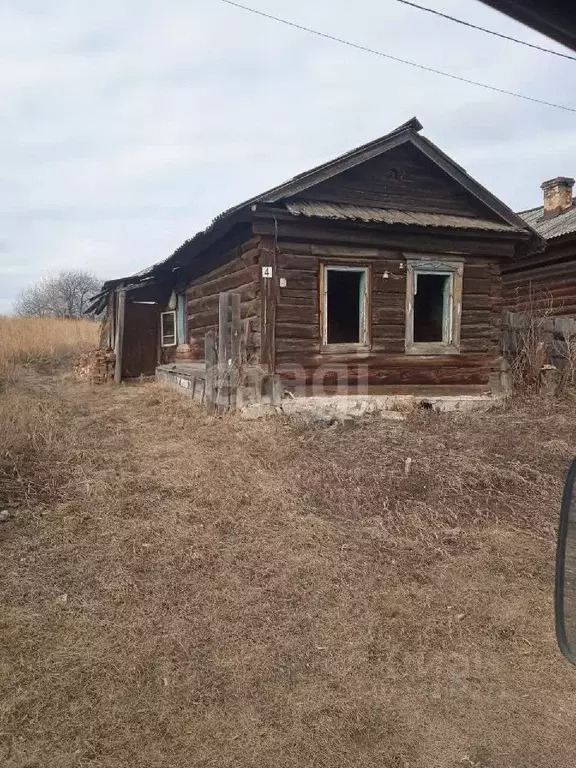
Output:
[1, 372, 576, 767]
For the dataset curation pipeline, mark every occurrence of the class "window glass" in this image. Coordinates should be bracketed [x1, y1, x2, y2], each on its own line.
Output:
[161, 311, 176, 347]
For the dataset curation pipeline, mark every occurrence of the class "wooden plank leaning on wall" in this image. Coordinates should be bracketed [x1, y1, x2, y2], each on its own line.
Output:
[113, 287, 126, 384]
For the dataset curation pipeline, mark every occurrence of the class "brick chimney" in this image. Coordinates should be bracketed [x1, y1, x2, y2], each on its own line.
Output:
[541, 176, 575, 218]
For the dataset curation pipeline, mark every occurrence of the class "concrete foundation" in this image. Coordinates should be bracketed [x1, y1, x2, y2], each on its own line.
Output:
[156, 364, 503, 421]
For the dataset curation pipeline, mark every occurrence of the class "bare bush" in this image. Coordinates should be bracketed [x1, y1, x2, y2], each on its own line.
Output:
[505, 287, 563, 394]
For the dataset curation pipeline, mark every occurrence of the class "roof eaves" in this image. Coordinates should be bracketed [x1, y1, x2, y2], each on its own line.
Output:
[412, 134, 541, 238]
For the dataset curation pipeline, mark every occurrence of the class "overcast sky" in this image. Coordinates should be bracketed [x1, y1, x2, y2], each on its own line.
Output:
[1, 0, 575, 313]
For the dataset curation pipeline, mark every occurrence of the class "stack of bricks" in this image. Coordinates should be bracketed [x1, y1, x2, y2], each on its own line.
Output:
[75, 350, 116, 384]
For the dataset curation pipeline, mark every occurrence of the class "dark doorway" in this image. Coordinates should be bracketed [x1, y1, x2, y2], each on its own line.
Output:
[413, 273, 449, 343]
[326, 269, 365, 344]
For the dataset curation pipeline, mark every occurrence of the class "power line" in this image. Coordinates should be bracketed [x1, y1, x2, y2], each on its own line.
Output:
[221, 0, 576, 113]
[395, 0, 576, 62]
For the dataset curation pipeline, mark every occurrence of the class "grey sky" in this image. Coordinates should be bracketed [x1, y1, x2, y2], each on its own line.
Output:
[1, 0, 574, 314]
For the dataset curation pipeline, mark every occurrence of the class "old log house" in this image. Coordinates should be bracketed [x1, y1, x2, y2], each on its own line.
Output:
[504, 176, 576, 316]
[88, 118, 541, 397]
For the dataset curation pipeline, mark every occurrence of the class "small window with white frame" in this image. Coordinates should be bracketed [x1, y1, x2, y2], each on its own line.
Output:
[160, 310, 177, 347]
[321, 265, 370, 348]
[405, 256, 463, 355]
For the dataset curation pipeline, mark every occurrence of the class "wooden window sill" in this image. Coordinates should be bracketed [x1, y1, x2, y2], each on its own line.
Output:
[320, 343, 371, 355]
[405, 343, 460, 356]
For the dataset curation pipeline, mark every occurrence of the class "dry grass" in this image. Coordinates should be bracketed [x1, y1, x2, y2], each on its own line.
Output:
[0, 316, 98, 379]
[1, 369, 576, 767]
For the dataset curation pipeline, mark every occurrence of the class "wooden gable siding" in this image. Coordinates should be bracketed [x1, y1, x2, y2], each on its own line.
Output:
[185, 235, 261, 361]
[297, 144, 494, 218]
[269, 233, 502, 389]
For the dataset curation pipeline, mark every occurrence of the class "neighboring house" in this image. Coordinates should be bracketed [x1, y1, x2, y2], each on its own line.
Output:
[504, 177, 576, 316]
[89, 118, 541, 396]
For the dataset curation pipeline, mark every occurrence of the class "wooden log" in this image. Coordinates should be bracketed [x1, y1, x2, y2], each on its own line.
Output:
[372, 306, 405, 324]
[276, 271, 317, 292]
[278, 253, 318, 271]
[187, 264, 260, 300]
[254, 219, 518, 257]
[276, 304, 318, 324]
[311, 245, 379, 257]
[275, 350, 490, 366]
[276, 323, 318, 340]
[371, 341, 406, 354]
[372, 277, 407, 295]
[462, 277, 491, 295]
[461, 295, 496, 310]
[277, 241, 313, 255]
[277, 293, 318, 308]
[187, 282, 258, 312]
[461, 310, 493, 325]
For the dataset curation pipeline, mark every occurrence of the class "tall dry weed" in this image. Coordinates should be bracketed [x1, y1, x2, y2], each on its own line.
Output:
[0, 316, 98, 379]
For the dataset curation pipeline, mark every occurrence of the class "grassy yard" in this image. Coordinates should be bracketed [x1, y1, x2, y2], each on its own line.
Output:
[1, 355, 576, 767]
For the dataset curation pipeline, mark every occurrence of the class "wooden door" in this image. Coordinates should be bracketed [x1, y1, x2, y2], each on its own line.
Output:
[122, 302, 159, 378]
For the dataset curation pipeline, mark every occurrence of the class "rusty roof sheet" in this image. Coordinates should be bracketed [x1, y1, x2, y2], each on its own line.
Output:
[285, 200, 522, 232]
[519, 202, 576, 240]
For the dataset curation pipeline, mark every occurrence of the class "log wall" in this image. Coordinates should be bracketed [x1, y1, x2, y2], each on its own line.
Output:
[503, 247, 576, 316]
[269, 235, 502, 388]
[186, 236, 261, 362]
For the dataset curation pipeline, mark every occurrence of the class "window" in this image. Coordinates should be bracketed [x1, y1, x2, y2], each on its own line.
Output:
[405, 257, 463, 354]
[321, 266, 369, 347]
[160, 310, 177, 347]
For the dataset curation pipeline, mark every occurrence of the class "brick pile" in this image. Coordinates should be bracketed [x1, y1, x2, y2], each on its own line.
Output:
[75, 350, 116, 384]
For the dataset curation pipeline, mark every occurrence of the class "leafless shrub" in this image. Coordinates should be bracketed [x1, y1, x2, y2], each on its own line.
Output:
[506, 287, 561, 393]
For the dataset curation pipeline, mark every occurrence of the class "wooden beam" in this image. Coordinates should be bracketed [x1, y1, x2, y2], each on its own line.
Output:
[205, 330, 217, 414]
[113, 288, 126, 384]
[230, 292, 241, 408]
[260, 237, 278, 373]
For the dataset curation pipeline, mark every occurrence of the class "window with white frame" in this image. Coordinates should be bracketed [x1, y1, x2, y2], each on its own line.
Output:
[321, 265, 369, 347]
[160, 310, 177, 347]
[405, 257, 463, 354]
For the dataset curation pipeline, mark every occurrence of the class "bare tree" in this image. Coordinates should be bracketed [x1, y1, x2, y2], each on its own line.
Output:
[14, 270, 101, 318]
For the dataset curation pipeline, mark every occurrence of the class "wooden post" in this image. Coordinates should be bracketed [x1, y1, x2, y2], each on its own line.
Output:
[217, 292, 230, 411]
[230, 292, 241, 408]
[260, 238, 277, 374]
[205, 330, 217, 414]
[113, 287, 126, 384]
[269, 374, 283, 407]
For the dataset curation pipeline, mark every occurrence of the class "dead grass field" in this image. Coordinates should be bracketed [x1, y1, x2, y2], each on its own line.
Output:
[0, 316, 98, 378]
[1, 365, 576, 767]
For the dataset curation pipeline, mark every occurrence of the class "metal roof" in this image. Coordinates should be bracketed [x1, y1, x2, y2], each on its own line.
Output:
[519, 203, 576, 240]
[285, 201, 523, 232]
